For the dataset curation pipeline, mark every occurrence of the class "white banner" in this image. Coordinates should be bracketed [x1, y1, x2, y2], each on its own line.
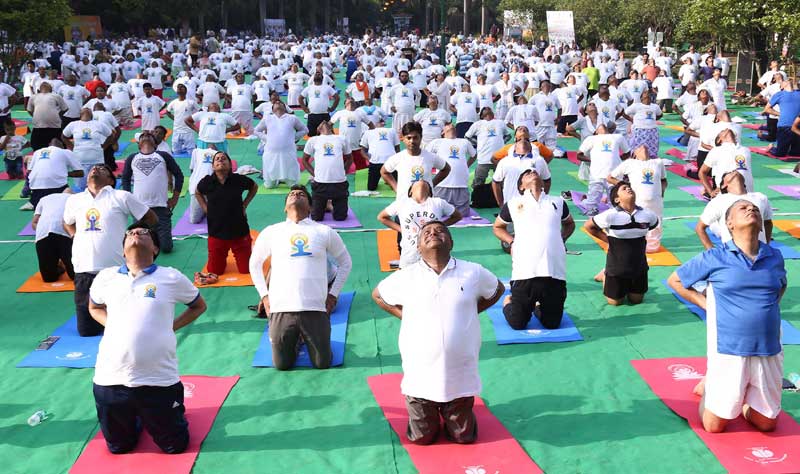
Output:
[264, 19, 286, 38]
[503, 10, 531, 38]
[546, 11, 575, 46]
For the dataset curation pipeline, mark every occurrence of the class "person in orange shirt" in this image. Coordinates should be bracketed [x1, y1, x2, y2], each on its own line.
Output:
[492, 126, 554, 164]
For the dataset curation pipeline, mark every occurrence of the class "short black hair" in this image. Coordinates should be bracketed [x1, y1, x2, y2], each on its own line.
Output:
[143, 82, 153, 89]
[123, 222, 160, 259]
[417, 220, 453, 248]
[609, 181, 630, 206]
[285, 184, 310, 204]
[400, 121, 423, 136]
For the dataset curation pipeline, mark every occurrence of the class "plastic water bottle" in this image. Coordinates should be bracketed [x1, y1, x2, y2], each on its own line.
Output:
[27, 410, 48, 426]
[789, 373, 800, 389]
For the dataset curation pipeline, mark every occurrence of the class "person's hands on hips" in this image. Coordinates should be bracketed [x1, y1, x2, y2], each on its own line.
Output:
[325, 294, 338, 314]
[258, 295, 270, 315]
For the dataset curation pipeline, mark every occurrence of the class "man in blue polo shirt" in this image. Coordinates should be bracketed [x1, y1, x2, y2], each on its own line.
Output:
[668, 199, 787, 433]
[764, 79, 800, 157]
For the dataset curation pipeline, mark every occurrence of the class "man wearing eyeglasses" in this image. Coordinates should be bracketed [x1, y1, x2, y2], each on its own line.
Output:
[63, 164, 157, 337]
[88, 223, 207, 454]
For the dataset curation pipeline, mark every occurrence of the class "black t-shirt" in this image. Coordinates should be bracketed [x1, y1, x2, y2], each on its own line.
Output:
[196, 173, 254, 240]
[606, 235, 648, 278]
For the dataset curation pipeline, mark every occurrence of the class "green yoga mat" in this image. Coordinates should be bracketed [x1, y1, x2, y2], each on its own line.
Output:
[256, 172, 311, 195]
[353, 168, 395, 198]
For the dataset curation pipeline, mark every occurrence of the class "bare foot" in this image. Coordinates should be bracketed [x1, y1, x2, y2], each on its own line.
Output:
[693, 377, 706, 397]
[503, 295, 511, 306]
[594, 269, 605, 282]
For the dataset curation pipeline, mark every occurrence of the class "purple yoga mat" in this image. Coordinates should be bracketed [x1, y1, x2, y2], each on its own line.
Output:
[571, 190, 610, 214]
[678, 186, 709, 202]
[319, 208, 362, 229]
[453, 208, 491, 226]
[769, 185, 800, 199]
[18, 221, 35, 236]
[172, 208, 208, 236]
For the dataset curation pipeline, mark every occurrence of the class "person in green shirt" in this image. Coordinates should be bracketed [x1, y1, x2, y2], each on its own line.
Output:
[583, 59, 601, 97]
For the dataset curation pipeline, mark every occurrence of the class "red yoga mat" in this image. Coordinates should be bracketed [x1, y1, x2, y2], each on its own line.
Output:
[631, 357, 800, 474]
[666, 163, 700, 183]
[70, 375, 239, 474]
[566, 150, 580, 165]
[367, 373, 543, 474]
[750, 146, 800, 162]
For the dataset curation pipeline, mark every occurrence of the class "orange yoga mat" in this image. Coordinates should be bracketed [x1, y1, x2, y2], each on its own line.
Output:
[15, 126, 29, 136]
[376, 229, 400, 272]
[581, 227, 681, 266]
[17, 272, 75, 293]
[774, 220, 800, 239]
[195, 230, 269, 288]
[225, 131, 253, 140]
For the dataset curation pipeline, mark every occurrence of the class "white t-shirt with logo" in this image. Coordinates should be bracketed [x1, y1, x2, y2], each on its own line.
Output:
[28, 146, 82, 189]
[34, 193, 71, 242]
[451, 92, 480, 123]
[464, 119, 507, 164]
[383, 197, 456, 267]
[192, 111, 236, 143]
[166, 98, 199, 134]
[360, 128, 400, 164]
[609, 158, 668, 203]
[426, 138, 475, 189]
[228, 83, 254, 111]
[303, 134, 351, 183]
[301, 84, 337, 114]
[135, 95, 165, 131]
[188, 147, 216, 194]
[59, 85, 90, 118]
[382, 150, 447, 200]
[579, 134, 630, 181]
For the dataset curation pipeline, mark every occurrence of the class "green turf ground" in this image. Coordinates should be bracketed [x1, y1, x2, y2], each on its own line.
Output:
[1, 77, 798, 474]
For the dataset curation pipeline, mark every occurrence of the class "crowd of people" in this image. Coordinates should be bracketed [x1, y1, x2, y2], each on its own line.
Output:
[0, 28, 794, 453]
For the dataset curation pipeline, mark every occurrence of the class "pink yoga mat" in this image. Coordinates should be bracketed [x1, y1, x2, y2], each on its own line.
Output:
[452, 208, 491, 226]
[566, 151, 580, 165]
[571, 190, 610, 213]
[319, 207, 361, 228]
[172, 208, 207, 236]
[368, 373, 543, 474]
[70, 375, 239, 474]
[667, 163, 700, 183]
[632, 357, 800, 474]
[679, 185, 710, 202]
[741, 123, 762, 131]
[665, 148, 686, 160]
[769, 185, 800, 199]
[750, 146, 800, 162]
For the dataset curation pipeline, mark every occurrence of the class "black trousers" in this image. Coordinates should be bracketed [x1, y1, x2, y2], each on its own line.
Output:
[93, 382, 189, 454]
[405, 395, 477, 445]
[75, 272, 103, 336]
[30, 184, 68, 208]
[367, 163, 384, 191]
[310, 180, 349, 221]
[30, 128, 62, 151]
[268, 311, 331, 370]
[104, 145, 117, 170]
[306, 113, 330, 137]
[36, 233, 74, 282]
[455, 122, 473, 139]
[503, 277, 566, 330]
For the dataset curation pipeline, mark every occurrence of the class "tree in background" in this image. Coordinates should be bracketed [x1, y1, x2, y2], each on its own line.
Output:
[0, 0, 73, 80]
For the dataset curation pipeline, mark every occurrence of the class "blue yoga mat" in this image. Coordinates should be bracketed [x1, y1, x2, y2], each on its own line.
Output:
[172, 152, 190, 158]
[660, 135, 686, 148]
[252, 291, 354, 367]
[17, 316, 101, 368]
[113, 142, 131, 157]
[487, 290, 582, 344]
[684, 222, 800, 259]
[662, 280, 800, 344]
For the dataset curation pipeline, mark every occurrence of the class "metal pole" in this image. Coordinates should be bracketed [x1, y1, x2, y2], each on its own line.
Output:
[439, 0, 447, 62]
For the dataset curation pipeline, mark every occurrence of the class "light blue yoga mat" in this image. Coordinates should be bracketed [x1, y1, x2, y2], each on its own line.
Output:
[17, 316, 101, 368]
[662, 280, 800, 344]
[487, 289, 582, 344]
[684, 221, 800, 259]
[252, 291, 354, 367]
[113, 142, 131, 157]
[660, 135, 686, 148]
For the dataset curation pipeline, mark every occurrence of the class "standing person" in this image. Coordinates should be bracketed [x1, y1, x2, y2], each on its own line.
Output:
[58, 75, 90, 129]
[301, 121, 352, 221]
[143, 61, 168, 99]
[377, 180, 462, 268]
[624, 90, 662, 158]
[282, 64, 310, 108]
[330, 98, 373, 170]
[530, 80, 559, 148]
[450, 83, 480, 138]
[493, 168, 575, 329]
[253, 101, 308, 188]
[88, 222, 207, 455]
[121, 133, 184, 254]
[134, 83, 165, 133]
[607, 146, 668, 253]
[27, 137, 84, 207]
[390, 70, 420, 137]
[186, 145, 217, 224]
[652, 69, 674, 114]
[426, 123, 476, 216]
[107, 75, 135, 128]
[699, 68, 728, 112]
[27, 82, 69, 150]
[464, 108, 508, 188]
[165, 84, 199, 155]
[360, 117, 401, 192]
[195, 151, 258, 276]
[381, 121, 451, 200]
[583, 182, 659, 305]
[63, 164, 157, 337]
[32, 189, 75, 282]
[555, 76, 583, 134]
[764, 79, 800, 157]
[371, 220, 504, 445]
[226, 73, 255, 136]
[668, 199, 786, 434]
[413, 95, 452, 148]
[185, 103, 239, 152]
[61, 108, 114, 190]
[248, 185, 353, 370]
[0, 74, 18, 135]
[299, 73, 339, 138]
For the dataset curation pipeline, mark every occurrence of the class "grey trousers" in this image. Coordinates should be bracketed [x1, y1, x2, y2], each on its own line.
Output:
[268, 311, 331, 370]
[433, 187, 470, 217]
[405, 395, 477, 445]
[472, 163, 495, 188]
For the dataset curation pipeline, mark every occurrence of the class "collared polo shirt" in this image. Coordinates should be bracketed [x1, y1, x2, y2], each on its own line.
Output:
[592, 205, 659, 277]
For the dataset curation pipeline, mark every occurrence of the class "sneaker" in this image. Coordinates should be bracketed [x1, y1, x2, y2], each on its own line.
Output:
[19, 202, 34, 211]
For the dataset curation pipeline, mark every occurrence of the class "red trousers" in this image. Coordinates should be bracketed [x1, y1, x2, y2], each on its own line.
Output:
[207, 234, 252, 275]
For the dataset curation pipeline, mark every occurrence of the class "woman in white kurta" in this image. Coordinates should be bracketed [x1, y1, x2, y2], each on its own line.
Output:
[253, 101, 308, 188]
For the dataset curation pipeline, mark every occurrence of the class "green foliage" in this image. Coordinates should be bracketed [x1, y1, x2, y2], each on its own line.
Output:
[0, 0, 73, 41]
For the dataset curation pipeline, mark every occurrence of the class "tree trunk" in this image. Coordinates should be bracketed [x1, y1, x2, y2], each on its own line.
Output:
[259, 0, 267, 36]
[324, 0, 331, 33]
[295, 0, 301, 33]
[463, 0, 469, 35]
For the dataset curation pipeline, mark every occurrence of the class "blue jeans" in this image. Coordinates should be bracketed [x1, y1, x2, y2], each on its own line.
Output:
[4, 157, 22, 179]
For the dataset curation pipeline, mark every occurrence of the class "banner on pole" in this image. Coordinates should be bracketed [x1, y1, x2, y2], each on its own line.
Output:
[546, 11, 574, 46]
[64, 16, 103, 42]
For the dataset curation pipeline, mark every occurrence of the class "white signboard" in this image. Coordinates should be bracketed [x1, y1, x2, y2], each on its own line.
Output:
[546, 11, 575, 46]
[264, 19, 286, 38]
[503, 10, 532, 38]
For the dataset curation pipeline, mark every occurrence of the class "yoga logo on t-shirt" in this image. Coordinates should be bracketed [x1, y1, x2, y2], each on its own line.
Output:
[487, 127, 497, 137]
[545, 101, 553, 112]
[401, 88, 409, 98]
[313, 90, 321, 98]
[81, 128, 92, 140]
[641, 168, 655, 185]
[378, 131, 388, 141]
[85, 208, 102, 231]
[464, 96, 472, 104]
[602, 106, 610, 118]
[449, 145, 460, 159]
[744, 447, 786, 465]
[207, 117, 216, 125]
[601, 140, 612, 152]
[203, 152, 213, 163]
[143, 284, 157, 298]
[347, 119, 356, 128]
[410, 165, 424, 182]
[645, 111, 654, 120]
[323, 143, 335, 156]
[290, 233, 312, 257]
[735, 155, 747, 170]
[40, 151, 50, 160]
